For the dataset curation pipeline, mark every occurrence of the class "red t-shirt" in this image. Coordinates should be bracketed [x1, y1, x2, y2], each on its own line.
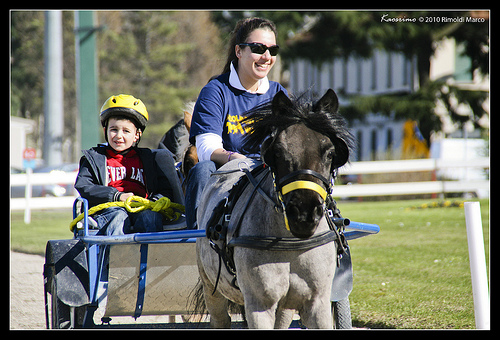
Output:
[106, 148, 148, 198]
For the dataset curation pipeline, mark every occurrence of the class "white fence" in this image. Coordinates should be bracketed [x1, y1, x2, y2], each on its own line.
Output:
[11, 158, 489, 223]
[334, 157, 489, 198]
[10, 169, 78, 223]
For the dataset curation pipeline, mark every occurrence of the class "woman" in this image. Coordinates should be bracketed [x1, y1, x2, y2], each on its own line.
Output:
[185, 17, 288, 229]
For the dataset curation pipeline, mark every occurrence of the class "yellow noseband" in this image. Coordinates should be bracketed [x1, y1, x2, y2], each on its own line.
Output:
[281, 180, 328, 201]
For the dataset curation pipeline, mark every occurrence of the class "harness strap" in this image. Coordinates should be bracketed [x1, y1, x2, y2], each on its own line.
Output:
[227, 230, 338, 251]
[281, 180, 328, 200]
[277, 169, 331, 189]
[241, 167, 279, 209]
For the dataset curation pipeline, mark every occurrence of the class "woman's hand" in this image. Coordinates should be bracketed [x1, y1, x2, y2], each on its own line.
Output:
[210, 148, 245, 166]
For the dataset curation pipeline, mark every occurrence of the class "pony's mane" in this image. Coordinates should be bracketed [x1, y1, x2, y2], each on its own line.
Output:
[243, 92, 356, 156]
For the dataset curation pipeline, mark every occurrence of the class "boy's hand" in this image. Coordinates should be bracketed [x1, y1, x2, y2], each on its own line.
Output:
[119, 192, 135, 202]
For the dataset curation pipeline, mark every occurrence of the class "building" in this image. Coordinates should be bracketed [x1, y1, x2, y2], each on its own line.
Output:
[10, 116, 36, 170]
[287, 49, 416, 161]
[287, 38, 488, 161]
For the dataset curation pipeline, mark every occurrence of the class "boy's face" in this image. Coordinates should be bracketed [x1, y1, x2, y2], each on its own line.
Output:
[107, 118, 141, 152]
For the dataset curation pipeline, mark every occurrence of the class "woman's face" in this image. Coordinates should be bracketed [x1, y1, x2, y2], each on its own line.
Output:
[235, 28, 277, 90]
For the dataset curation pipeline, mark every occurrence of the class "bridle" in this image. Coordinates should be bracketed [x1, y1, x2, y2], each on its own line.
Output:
[271, 168, 335, 231]
[277, 169, 332, 201]
[269, 165, 348, 265]
[207, 162, 345, 293]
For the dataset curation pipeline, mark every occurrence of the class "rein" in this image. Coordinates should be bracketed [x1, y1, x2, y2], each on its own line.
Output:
[207, 162, 343, 252]
[272, 168, 333, 231]
[205, 161, 348, 293]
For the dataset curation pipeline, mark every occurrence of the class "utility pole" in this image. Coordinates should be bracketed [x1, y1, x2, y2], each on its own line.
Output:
[43, 10, 64, 166]
[75, 10, 101, 151]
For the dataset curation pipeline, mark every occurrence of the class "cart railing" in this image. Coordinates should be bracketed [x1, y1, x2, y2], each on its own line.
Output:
[73, 197, 380, 245]
[73, 196, 379, 245]
[78, 223, 379, 244]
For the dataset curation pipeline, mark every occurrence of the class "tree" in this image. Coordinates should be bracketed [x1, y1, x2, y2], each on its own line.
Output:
[284, 10, 489, 143]
[97, 11, 223, 147]
[11, 11, 45, 121]
[11, 11, 77, 159]
[11, 10, 224, 160]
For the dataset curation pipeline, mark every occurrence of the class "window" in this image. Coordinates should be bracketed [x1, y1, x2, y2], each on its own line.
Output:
[371, 129, 377, 160]
[356, 130, 363, 161]
[371, 53, 377, 91]
[386, 128, 393, 156]
[455, 43, 473, 81]
[387, 53, 393, 89]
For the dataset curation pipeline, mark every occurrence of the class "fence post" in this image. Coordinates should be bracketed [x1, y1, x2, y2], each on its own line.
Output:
[431, 158, 437, 199]
[464, 202, 489, 329]
[24, 168, 32, 224]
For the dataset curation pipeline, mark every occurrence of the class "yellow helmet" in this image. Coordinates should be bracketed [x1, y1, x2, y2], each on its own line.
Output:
[100, 94, 149, 131]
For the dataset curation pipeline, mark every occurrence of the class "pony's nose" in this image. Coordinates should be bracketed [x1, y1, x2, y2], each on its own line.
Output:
[287, 203, 323, 224]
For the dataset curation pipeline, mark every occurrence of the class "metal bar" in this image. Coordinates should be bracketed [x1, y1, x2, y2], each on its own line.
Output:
[345, 221, 380, 235]
[79, 229, 206, 245]
[345, 231, 375, 240]
[73, 197, 89, 236]
[134, 244, 148, 319]
[344, 221, 380, 240]
[78, 223, 379, 246]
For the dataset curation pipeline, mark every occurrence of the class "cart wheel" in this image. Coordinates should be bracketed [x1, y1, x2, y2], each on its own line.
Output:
[47, 278, 85, 328]
[332, 298, 352, 329]
[49, 278, 72, 328]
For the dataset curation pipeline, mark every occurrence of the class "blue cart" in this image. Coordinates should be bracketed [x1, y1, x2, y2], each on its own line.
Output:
[43, 154, 379, 329]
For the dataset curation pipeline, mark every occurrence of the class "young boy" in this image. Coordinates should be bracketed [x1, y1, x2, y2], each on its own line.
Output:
[75, 94, 173, 235]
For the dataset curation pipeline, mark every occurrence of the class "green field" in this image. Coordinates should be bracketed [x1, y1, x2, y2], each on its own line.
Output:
[10, 198, 489, 329]
[340, 198, 489, 329]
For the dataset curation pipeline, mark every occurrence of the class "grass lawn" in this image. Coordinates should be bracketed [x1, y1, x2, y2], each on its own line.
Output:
[10, 209, 74, 255]
[10, 198, 489, 329]
[339, 198, 489, 329]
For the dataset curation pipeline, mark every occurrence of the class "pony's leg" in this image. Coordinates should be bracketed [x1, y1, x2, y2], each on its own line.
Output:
[274, 308, 295, 329]
[237, 259, 289, 329]
[244, 303, 277, 329]
[299, 298, 333, 329]
[204, 286, 231, 328]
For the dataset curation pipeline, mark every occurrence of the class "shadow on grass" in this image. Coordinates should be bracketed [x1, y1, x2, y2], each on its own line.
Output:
[352, 317, 396, 329]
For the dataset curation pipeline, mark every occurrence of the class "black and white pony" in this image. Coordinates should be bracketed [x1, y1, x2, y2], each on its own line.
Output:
[195, 89, 355, 328]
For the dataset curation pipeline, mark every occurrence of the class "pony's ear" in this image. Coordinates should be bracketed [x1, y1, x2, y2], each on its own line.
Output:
[332, 137, 349, 169]
[272, 90, 292, 115]
[313, 89, 339, 113]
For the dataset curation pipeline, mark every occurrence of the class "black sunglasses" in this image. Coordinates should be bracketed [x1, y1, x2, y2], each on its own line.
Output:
[238, 42, 280, 56]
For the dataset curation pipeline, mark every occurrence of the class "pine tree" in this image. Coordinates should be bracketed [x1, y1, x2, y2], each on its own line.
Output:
[283, 10, 489, 143]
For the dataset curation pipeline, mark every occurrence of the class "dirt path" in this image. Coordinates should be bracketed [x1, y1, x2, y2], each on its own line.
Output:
[9, 251, 362, 329]
[10, 251, 46, 329]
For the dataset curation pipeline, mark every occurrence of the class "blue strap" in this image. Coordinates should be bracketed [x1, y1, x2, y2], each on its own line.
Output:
[134, 244, 148, 319]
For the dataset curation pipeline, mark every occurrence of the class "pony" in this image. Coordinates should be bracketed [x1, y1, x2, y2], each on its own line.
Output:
[195, 89, 355, 328]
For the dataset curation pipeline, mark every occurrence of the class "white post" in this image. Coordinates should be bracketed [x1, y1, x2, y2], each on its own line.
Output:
[24, 168, 32, 224]
[464, 202, 489, 329]
[43, 10, 64, 166]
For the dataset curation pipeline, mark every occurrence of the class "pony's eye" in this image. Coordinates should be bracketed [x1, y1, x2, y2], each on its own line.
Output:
[325, 149, 335, 160]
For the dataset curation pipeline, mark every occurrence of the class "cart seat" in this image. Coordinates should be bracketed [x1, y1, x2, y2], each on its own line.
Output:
[74, 148, 188, 234]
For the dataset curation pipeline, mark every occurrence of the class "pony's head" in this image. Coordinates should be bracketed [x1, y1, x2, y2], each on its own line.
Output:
[245, 89, 355, 238]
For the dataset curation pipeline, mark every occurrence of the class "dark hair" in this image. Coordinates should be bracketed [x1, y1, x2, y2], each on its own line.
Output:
[242, 91, 355, 166]
[222, 17, 278, 74]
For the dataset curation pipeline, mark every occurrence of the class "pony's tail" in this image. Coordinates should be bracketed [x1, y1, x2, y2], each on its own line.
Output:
[186, 278, 247, 327]
[186, 278, 208, 324]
